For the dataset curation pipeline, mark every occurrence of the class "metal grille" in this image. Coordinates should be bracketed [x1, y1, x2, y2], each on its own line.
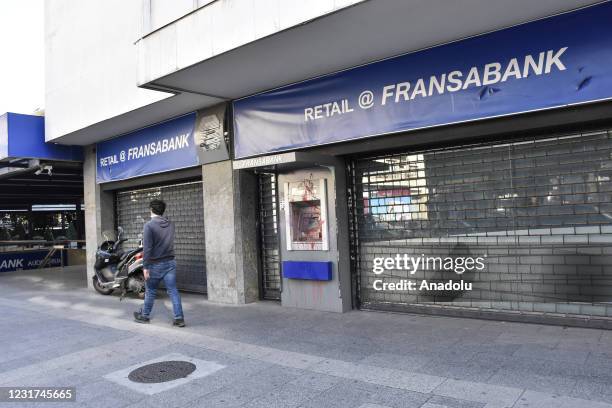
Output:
[258, 173, 281, 300]
[349, 130, 612, 317]
[115, 181, 207, 293]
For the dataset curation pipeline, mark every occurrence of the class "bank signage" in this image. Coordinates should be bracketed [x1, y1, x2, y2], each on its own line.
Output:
[96, 113, 198, 183]
[1, 113, 82, 162]
[0, 250, 65, 273]
[233, 2, 612, 159]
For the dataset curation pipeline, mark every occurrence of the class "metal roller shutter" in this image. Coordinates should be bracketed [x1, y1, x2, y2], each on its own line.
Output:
[349, 130, 612, 317]
[258, 173, 281, 300]
[115, 181, 207, 293]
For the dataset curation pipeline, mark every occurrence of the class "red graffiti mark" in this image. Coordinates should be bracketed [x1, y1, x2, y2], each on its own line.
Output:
[302, 177, 317, 201]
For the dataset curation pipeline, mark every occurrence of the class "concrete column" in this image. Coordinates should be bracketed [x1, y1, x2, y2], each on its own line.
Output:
[202, 160, 259, 304]
[83, 145, 115, 289]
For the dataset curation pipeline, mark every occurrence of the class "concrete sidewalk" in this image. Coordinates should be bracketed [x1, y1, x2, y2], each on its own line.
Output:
[1, 267, 612, 407]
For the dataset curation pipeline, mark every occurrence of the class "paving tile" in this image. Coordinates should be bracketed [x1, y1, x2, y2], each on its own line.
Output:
[190, 385, 264, 408]
[238, 365, 305, 390]
[425, 395, 486, 408]
[258, 348, 326, 369]
[287, 372, 343, 391]
[349, 382, 429, 408]
[244, 383, 322, 408]
[75, 379, 145, 403]
[358, 352, 431, 371]
[486, 369, 576, 396]
[512, 344, 590, 364]
[143, 379, 226, 408]
[420, 403, 449, 408]
[569, 379, 612, 404]
[311, 358, 445, 393]
[79, 394, 133, 408]
[514, 390, 612, 408]
[417, 359, 499, 383]
[298, 380, 382, 408]
[433, 379, 523, 407]
[0, 355, 40, 373]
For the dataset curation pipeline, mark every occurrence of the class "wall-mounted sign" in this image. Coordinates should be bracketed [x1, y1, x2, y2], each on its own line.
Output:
[96, 105, 228, 183]
[0, 250, 65, 273]
[284, 178, 328, 251]
[233, 2, 612, 158]
[1, 113, 82, 162]
[233, 152, 298, 170]
[194, 104, 230, 165]
[96, 113, 198, 183]
[282, 261, 333, 281]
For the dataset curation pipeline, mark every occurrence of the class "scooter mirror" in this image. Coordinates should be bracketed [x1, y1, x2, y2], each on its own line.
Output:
[101, 230, 115, 242]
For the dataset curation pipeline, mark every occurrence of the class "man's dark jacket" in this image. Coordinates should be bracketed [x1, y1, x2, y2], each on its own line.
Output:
[143, 216, 175, 269]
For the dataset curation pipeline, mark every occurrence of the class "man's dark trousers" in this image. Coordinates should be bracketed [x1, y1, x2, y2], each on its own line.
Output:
[142, 259, 184, 319]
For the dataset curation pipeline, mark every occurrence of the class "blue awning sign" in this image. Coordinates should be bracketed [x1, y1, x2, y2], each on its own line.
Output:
[233, 2, 612, 159]
[0, 113, 82, 162]
[96, 113, 198, 183]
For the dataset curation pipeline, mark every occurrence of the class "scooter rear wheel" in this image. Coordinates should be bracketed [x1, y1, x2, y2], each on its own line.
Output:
[93, 276, 114, 295]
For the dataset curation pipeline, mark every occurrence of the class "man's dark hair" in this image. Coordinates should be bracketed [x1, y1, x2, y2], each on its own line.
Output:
[150, 199, 166, 216]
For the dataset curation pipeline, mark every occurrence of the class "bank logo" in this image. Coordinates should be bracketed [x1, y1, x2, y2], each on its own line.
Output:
[195, 113, 222, 152]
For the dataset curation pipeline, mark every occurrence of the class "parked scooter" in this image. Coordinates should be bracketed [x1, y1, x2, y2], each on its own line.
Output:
[93, 227, 145, 299]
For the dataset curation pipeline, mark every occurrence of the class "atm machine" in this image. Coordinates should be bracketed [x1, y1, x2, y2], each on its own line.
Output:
[275, 157, 351, 313]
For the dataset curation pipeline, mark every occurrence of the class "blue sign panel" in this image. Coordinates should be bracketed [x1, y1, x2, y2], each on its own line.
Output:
[0, 250, 65, 273]
[0, 113, 82, 161]
[282, 261, 333, 281]
[96, 113, 197, 183]
[233, 2, 612, 158]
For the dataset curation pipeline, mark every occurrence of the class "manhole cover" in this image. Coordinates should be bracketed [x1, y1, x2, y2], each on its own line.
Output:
[128, 361, 196, 383]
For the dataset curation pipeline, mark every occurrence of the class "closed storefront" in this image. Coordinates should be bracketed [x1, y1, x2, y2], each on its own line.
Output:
[116, 181, 206, 293]
[231, 2, 612, 323]
[348, 130, 612, 317]
[94, 109, 226, 296]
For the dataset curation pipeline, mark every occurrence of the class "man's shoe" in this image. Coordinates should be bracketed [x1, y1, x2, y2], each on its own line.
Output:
[173, 318, 185, 327]
[133, 311, 150, 324]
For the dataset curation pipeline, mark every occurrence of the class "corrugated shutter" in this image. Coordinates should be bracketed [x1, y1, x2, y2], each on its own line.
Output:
[116, 181, 206, 293]
[349, 130, 612, 317]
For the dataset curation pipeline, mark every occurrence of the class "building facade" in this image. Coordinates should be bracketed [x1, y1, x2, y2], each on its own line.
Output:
[46, 0, 612, 327]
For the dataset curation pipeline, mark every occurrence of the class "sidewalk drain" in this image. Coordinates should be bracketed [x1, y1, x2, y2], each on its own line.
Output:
[128, 361, 196, 383]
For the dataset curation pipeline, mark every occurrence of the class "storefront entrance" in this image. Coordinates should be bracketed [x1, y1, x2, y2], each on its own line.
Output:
[349, 129, 612, 318]
[115, 180, 207, 293]
[257, 173, 281, 300]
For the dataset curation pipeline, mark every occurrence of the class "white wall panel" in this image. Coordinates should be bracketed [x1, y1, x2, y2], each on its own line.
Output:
[45, 0, 171, 142]
[137, 0, 363, 86]
[150, 0, 194, 32]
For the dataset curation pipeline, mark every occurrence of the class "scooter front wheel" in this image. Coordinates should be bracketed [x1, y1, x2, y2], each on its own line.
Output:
[93, 276, 114, 295]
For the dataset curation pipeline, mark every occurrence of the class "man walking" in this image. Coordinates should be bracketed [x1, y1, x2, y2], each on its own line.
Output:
[134, 199, 185, 327]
